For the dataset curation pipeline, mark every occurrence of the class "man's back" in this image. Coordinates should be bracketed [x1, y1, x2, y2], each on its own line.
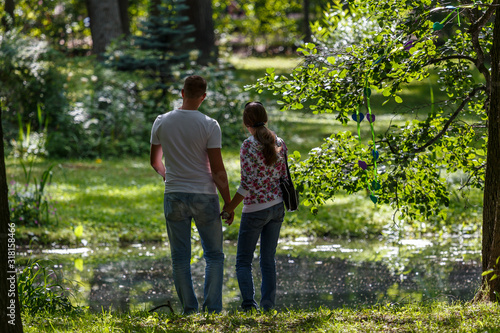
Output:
[150, 109, 221, 194]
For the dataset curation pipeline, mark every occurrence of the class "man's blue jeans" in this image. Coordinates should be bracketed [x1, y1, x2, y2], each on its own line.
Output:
[236, 203, 284, 311]
[164, 193, 224, 314]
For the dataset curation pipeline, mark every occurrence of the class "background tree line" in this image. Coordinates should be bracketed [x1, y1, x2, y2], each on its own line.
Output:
[0, 0, 326, 159]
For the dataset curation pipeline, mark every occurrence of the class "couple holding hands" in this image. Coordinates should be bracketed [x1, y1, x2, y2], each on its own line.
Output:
[150, 75, 289, 314]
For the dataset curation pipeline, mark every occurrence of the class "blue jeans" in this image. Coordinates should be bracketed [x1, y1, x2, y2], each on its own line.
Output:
[236, 203, 284, 311]
[164, 193, 224, 314]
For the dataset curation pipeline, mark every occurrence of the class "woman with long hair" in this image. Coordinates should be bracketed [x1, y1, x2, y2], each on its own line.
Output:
[222, 102, 288, 312]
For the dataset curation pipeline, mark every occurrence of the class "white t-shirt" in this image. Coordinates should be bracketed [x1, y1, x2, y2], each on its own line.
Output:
[150, 109, 222, 194]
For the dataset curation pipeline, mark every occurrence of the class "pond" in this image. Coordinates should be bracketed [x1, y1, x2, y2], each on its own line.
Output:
[18, 235, 481, 313]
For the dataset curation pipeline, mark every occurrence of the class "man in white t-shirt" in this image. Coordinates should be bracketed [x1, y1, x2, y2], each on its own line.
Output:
[150, 75, 233, 314]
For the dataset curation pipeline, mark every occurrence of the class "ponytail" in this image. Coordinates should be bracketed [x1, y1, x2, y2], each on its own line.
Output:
[255, 126, 278, 166]
[243, 102, 278, 166]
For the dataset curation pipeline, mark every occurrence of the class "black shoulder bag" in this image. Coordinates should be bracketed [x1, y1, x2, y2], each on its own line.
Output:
[280, 151, 299, 212]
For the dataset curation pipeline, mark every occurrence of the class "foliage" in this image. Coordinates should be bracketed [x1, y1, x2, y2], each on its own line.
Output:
[482, 256, 500, 283]
[18, 260, 77, 315]
[251, 0, 490, 227]
[63, 61, 151, 158]
[1, 0, 89, 52]
[9, 161, 56, 228]
[1, 0, 154, 53]
[20, 302, 500, 332]
[8, 105, 58, 227]
[0, 28, 69, 154]
[213, 0, 327, 52]
[9, 104, 48, 159]
[108, 0, 195, 99]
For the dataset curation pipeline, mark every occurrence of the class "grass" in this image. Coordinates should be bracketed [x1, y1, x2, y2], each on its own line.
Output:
[6, 154, 394, 246]
[21, 301, 500, 332]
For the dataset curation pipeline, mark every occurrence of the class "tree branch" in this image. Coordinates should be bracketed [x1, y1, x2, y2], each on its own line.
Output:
[414, 86, 486, 153]
[467, 4, 495, 95]
[428, 55, 477, 65]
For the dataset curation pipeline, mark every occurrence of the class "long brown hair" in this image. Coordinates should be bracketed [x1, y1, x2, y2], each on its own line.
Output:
[243, 102, 278, 166]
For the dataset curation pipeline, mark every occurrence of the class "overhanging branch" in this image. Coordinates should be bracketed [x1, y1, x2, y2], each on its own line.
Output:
[428, 55, 477, 65]
[414, 85, 486, 153]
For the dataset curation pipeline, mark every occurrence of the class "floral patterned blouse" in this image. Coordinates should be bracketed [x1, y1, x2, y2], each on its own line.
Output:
[236, 135, 288, 213]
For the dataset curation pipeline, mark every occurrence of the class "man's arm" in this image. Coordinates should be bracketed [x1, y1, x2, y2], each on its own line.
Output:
[207, 148, 234, 224]
[150, 144, 166, 181]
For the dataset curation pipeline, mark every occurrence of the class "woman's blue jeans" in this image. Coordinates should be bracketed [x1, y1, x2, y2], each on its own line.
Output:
[236, 202, 284, 311]
[164, 193, 224, 314]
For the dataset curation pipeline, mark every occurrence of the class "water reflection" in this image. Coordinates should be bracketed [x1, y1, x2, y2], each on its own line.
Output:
[19, 237, 481, 313]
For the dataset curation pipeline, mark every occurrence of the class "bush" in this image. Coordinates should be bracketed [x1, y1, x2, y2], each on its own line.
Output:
[63, 64, 150, 158]
[0, 28, 69, 154]
[18, 260, 78, 315]
[8, 161, 57, 227]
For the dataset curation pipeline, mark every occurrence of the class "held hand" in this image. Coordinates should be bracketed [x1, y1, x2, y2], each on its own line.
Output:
[225, 211, 235, 226]
[220, 209, 235, 226]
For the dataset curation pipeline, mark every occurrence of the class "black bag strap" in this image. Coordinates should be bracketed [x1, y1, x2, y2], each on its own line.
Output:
[283, 149, 292, 182]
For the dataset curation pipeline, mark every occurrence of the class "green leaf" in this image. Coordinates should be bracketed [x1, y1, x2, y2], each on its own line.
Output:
[482, 270, 494, 276]
[395, 96, 403, 103]
[74, 225, 84, 238]
[306, 43, 316, 50]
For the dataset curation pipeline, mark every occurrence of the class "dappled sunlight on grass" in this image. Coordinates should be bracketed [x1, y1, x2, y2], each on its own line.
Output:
[228, 55, 301, 72]
[21, 301, 500, 333]
[6, 149, 483, 245]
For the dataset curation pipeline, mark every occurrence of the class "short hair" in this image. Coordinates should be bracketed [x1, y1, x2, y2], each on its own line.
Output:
[183, 75, 207, 99]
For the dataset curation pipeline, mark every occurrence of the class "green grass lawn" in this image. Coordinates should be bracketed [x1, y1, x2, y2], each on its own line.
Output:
[6, 154, 394, 246]
[21, 301, 500, 333]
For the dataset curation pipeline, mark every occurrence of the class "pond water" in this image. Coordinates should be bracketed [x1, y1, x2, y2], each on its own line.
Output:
[19, 235, 481, 313]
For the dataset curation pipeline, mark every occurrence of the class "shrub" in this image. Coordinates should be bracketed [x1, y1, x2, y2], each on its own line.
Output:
[18, 260, 77, 315]
[8, 161, 57, 227]
[0, 28, 69, 154]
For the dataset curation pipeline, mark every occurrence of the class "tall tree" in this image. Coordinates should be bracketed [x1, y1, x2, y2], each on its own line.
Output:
[110, 0, 195, 102]
[118, 0, 131, 36]
[254, 0, 500, 301]
[2, 0, 15, 29]
[483, 0, 500, 300]
[184, 0, 217, 65]
[86, 0, 125, 55]
[0, 107, 24, 333]
[303, 0, 312, 43]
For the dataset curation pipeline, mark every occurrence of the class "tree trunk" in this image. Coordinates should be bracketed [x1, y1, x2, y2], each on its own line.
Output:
[2, 0, 15, 29]
[184, 0, 217, 65]
[150, 0, 161, 17]
[117, 0, 130, 36]
[86, 0, 124, 55]
[0, 108, 24, 332]
[482, 2, 500, 301]
[303, 0, 312, 43]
